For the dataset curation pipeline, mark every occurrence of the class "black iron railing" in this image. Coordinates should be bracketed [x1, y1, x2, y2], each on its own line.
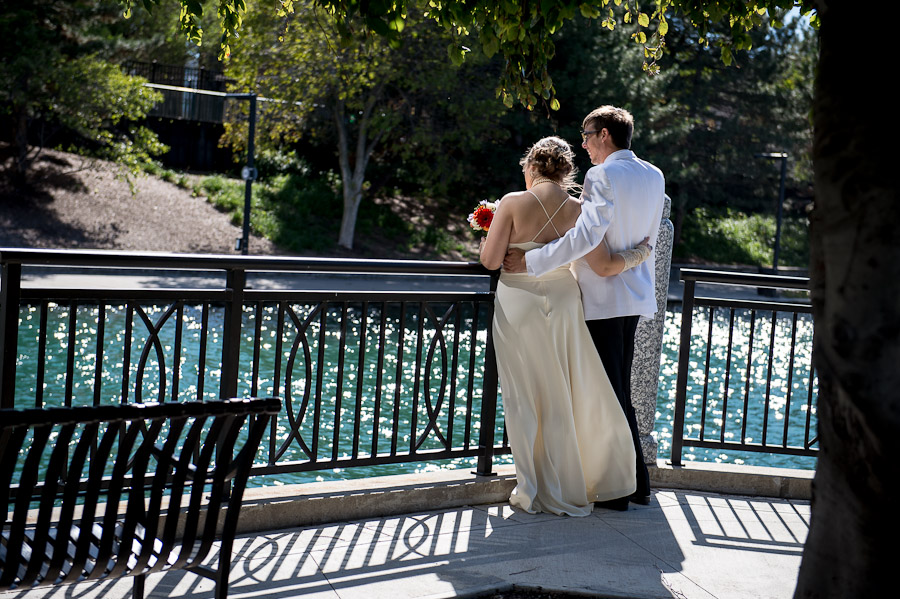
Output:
[123, 60, 230, 122]
[0, 248, 506, 479]
[671, 268, 817, 466]
[124, 60, 231, 92]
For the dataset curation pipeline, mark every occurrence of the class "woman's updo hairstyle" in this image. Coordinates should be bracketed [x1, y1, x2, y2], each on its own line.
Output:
[519, 136, 579, 192]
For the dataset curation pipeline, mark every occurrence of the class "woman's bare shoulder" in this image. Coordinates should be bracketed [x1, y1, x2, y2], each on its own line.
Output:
[500, 190, 533, 203]
[496, 190, 533, 211]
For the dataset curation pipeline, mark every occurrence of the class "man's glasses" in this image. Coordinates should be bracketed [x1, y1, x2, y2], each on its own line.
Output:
[580, 129, 601, 141]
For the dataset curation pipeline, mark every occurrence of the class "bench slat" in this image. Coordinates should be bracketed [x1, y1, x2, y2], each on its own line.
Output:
[1, 398, 280, 598]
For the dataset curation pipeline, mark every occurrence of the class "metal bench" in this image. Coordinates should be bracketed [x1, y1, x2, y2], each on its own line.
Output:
[0, 397, 281, 599]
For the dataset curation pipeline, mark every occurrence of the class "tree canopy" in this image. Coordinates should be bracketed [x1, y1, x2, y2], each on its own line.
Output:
[123, 0, 818, 111]
[222, 0, 506, 248]
[1, 0, 166, 186]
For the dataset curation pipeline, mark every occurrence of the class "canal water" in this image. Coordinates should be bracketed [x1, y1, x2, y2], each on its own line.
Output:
[12, 302, 817, 487]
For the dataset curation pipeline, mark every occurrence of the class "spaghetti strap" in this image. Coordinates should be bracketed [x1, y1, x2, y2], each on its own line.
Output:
[527, 190, 567, 242]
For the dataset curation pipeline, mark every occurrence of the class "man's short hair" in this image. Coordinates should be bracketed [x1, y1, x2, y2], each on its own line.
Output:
[583, 105, 634, 150]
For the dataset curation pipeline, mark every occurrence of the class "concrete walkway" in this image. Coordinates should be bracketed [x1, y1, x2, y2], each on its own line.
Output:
[2, 487, 808, 599]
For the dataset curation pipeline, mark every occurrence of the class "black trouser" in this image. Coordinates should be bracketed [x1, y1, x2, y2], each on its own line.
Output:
[586, 315, 650, 497]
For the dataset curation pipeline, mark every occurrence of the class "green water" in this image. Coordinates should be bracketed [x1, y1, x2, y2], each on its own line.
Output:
[13, 301, 505, 486]
[657, 306, 817, 470]
[11, 301, 817, 486]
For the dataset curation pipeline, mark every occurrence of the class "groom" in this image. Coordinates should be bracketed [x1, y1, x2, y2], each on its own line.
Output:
[503, 105, 665, 507]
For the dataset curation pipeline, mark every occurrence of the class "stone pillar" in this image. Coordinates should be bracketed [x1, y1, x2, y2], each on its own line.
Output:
[631, 195, 674, 464]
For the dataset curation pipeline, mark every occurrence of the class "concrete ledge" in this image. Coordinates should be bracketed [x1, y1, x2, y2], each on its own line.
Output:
[235, 460, 813, 533]
[650, 459, 813, 500]
[238, 465, 518, 533]
[14, 461, 811, 540]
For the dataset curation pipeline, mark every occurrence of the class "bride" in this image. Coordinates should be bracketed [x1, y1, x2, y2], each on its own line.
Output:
[480, 136, 650, 516]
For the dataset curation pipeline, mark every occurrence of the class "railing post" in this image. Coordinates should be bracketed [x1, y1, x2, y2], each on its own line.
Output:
[0, 262, 21, 408]
[671, 277, 696, 467]
[220, 268, 246, 399]
[475, 273, 500, 476]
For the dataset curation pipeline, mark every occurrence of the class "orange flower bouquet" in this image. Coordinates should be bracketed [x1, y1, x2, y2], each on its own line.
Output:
[467, 200, 497, 234]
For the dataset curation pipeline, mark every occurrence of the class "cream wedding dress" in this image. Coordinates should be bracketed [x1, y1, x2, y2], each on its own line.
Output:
[493, 199, 637, 516]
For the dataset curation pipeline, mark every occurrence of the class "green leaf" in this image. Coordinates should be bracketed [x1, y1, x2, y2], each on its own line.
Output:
[482, 34, 499, 57]
[658, 19, 668, 36]
[366, 16, 390, 37]
[638, 12, 650, 27]
[447, 43, 464, 66]
[185, 0, 203, 17]
[549, 98, 560, 111]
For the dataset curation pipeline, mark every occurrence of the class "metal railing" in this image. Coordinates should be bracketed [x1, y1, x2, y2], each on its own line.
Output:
[123, 60, 230, 122]
[0, 248, 507, 479]
[671, 268, 818, 466]
[123, 60, 231, 92]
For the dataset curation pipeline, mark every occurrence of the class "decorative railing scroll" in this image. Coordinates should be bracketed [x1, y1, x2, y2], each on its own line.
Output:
[0, 248, 505, 482]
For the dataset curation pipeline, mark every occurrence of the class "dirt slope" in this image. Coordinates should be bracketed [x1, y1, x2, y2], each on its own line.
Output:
[1, 149, 282, 255]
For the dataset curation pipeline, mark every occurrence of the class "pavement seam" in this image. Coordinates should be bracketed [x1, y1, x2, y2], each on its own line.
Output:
[594, 507, 720, 599]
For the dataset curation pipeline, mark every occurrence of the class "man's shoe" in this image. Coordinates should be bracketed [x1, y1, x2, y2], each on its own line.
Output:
[628, 493, 651, 506]
[595, 497, 629, 511]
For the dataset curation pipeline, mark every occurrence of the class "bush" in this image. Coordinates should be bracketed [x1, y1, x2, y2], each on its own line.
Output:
[195, 170, 355, 253]
[676, 207, 809, 268]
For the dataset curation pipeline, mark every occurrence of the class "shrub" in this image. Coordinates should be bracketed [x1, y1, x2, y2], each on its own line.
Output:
[676, 207, 809, 267]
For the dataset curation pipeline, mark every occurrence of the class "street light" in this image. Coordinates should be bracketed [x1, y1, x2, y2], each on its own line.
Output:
[754, 152, 788, 273]
[235, 94, 258, 256]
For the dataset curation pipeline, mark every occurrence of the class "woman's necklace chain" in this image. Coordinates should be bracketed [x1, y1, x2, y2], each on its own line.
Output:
[531, 177, 562, 188]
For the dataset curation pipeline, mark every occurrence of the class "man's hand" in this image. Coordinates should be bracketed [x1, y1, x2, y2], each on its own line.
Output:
[503, 248, 527, 273]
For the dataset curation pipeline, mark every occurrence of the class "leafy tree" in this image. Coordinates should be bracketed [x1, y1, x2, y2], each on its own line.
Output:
[0, 0, 165, 186]
[471, 10, 814, 253]
[648, 13, 815, 243]
[108, 0, 226, 70]
[124, 2, 896, 597]
[222, 0, 505, 249]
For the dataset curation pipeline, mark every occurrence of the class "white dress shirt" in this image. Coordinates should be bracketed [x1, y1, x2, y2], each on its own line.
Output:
[524, 149, 665, 320]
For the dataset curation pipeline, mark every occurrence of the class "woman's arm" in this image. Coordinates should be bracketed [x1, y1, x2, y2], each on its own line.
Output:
[584, 237, 651, 277]
[479, 198, 514, 270]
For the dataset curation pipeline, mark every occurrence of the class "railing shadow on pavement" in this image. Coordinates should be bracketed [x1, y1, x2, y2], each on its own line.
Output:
[668, 491, 808, 555]
[24, 491, 808, 599]
[139, 504, 686, 599]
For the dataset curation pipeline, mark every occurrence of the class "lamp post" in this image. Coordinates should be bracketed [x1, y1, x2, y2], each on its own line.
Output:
[754, 152, 788, 273]
[235, 94, 258, 255]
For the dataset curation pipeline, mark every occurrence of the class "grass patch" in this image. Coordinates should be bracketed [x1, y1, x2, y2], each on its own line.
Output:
[676, 207, 809, 268]
[194, 171, 420, 254]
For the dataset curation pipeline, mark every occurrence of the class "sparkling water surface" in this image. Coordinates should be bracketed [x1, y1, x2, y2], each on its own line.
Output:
[13, 302, 817, 487]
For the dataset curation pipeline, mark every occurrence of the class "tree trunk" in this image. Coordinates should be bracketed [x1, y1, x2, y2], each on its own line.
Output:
[333, 93, 383, 250]
[794, 2, 899, 597]
[11, 106, 30, 187]
[338, 176, 364, 250]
